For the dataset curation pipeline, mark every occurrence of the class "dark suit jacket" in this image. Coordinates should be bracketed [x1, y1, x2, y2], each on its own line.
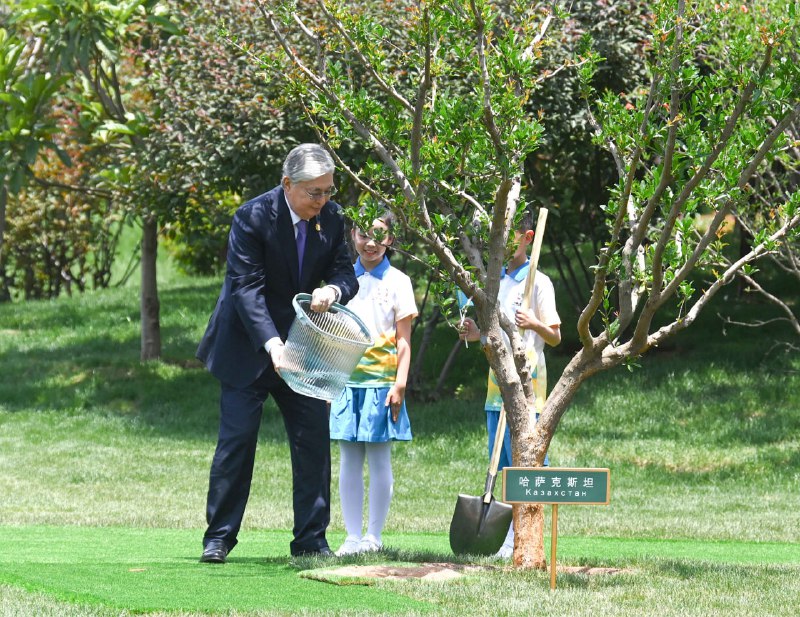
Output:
[197, 186, 358, 388]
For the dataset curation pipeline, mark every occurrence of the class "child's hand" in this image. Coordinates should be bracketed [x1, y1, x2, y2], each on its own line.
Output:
[515, 308, 541, 331]
[385, 387, 404, 422]
[459, 317, 481, 342]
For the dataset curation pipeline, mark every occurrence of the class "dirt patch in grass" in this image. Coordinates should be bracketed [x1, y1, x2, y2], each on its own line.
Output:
[302, 562, 628, 585]
[330, 563, 493, 582]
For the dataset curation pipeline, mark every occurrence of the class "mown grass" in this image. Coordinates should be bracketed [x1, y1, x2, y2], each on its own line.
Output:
[1, 271, 798, 616]
[2, 527, 799, 617]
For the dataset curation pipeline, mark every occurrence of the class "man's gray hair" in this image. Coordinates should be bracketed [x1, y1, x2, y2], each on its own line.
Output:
[282, 144, 335, 183]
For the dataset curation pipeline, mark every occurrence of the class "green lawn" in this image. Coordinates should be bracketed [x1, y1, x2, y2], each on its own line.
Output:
[2, 526, 798, 616]
[1, 277, 798, 616]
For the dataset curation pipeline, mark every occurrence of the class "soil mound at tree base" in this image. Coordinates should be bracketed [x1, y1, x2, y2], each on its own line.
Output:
[300, 562, 627, 585]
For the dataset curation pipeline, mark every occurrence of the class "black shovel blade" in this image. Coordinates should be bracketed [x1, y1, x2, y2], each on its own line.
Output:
[449, 493, 513, 555]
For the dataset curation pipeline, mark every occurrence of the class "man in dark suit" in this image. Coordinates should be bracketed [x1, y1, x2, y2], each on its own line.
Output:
[196, 144, 358, 561]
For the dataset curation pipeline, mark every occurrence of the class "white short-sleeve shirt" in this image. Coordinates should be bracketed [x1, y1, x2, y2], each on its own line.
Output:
[346, 257, 418, 387]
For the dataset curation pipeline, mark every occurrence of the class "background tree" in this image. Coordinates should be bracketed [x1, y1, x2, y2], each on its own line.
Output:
[1, 15, 126, 300]
[3, 146, 123, 300]
[0, 20, 68, 296]
[141, 0, 318, 276]
[257, 0, 799, 568]
[5, 0, 357, 363]
[10, 0, 185, 359]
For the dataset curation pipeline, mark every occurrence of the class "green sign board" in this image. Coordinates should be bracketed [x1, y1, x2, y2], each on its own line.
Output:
[502, 467, 610, 505]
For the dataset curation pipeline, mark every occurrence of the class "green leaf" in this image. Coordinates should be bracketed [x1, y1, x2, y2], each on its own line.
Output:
[23, 138, 39, 166]
[95, 38, 118, 62]
[146, 15, 184, 37]
[8, 163, 26, 194]
[44, 141, 73, 168]
[100, 120, 135, 136]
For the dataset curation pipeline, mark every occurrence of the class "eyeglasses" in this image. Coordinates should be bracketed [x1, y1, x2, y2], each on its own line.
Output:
[304, 187, 337, 200]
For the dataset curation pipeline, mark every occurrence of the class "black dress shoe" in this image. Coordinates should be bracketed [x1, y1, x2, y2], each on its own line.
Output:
[200, 539, 229, 563]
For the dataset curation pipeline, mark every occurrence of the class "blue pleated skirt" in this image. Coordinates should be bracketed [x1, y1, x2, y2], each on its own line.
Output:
[329, 386, 412, 442]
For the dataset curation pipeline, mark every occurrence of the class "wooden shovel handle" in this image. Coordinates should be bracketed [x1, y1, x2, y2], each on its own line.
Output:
[483, 404, 508, 501]
[521, 208, 548, 312]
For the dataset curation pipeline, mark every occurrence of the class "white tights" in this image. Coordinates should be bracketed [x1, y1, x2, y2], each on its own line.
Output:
[338, 441, 393, 541]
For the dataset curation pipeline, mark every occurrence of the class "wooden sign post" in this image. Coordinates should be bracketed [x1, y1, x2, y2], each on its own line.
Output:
[503, 467, 611, 590]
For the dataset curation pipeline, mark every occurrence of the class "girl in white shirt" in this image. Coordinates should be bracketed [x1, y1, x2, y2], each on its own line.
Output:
[330, 210, 418, 555]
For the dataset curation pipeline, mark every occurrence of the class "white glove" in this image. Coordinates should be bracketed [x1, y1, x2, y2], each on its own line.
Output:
[269, 342, 285, 374]
[310, 285, 337, 312]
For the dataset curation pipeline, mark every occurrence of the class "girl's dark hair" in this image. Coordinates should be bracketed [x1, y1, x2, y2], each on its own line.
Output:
[376, 208, 396, 234]
[516, 207, 534, 232]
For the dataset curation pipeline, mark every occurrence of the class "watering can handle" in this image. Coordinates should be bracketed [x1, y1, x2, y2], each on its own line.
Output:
[292, 292, 346, 322]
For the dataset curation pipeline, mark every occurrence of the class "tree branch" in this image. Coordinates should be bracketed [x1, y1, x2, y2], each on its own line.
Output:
[521, 3, 556, 61]
[738, 102, 800, 185]
[626, 42, 783, 351]
[410, 7, 432, 176]
[317, 0, 414, 114]
[32, 175, 113, 199]
[659, 101, 800, 308]
[259, 7, 418, 205]
[651, 44, 775, 289]
[727, 274, 800, 337]
[642, 210, 800, 351]
[469, 0, 505, 159]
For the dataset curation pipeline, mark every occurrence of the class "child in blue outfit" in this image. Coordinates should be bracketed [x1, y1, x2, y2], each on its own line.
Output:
[459, 209, 561, 558]
[330, 210, 418, 555]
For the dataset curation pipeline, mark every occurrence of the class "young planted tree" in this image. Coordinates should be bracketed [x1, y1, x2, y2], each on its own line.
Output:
[255, 0, 799, 568]
[706, 2, 800, 351]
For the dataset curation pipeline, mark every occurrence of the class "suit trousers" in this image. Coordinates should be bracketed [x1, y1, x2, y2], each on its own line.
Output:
[203, 367, 331, 556]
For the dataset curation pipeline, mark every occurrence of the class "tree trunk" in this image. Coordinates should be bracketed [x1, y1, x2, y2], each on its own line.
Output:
[513, 504, 546, 568]
[506, 347, 605, 568]
[140, 215, 161, 361]
[509, 407, 547, 570]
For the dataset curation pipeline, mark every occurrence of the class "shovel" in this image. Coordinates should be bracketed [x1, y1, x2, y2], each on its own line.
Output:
[449, 405, 512, 555]
[449, 207, 549, 556]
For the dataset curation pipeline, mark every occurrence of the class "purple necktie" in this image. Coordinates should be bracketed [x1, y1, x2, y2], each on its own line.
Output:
[295, 219, 308, 277]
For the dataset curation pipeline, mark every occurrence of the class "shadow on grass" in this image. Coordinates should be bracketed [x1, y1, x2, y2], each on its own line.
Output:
[564, 355, 800, 449]
[3, 278, 797, 451]
[0, 278, 485, 442]
[647, 558, 795, 580]
[0, 337, 218, 434]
